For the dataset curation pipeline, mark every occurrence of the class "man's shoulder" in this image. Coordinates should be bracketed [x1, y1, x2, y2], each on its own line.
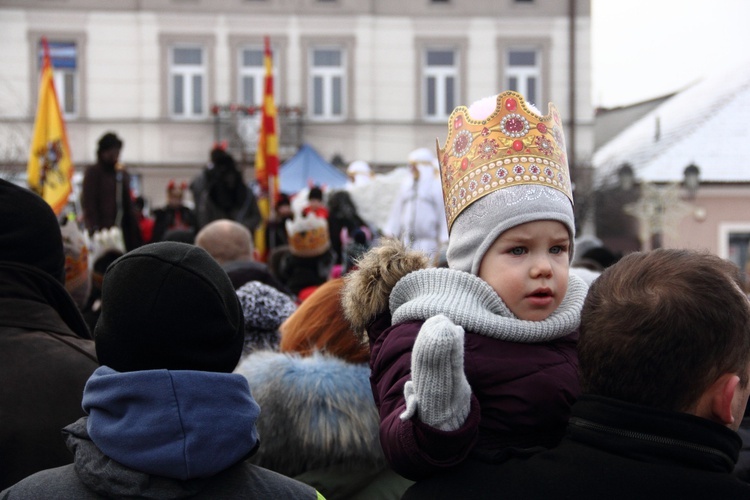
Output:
[1, 464, 91, 500]
[403, 451, 750, 500]
[202, 461, 319, 498]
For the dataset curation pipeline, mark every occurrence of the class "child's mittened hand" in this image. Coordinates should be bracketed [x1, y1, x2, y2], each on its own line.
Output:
[399, 314, 472, 431]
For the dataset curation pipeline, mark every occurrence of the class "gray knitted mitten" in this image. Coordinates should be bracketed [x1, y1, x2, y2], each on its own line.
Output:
[399, 314, 472, 431]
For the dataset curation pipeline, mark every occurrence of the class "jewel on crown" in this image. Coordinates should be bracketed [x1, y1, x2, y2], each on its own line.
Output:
[436, 90, 573, 232]
[285, 213, 330, 257]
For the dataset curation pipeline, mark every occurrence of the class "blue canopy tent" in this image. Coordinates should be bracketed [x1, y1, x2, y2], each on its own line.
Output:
[279, 143, 348, 194]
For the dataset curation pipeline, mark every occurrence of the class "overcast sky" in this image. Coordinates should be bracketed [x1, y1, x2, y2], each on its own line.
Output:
[591, 0, 750, 108]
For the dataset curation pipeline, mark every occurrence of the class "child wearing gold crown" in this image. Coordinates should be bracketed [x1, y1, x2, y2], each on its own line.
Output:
[342, 90, 587, 480]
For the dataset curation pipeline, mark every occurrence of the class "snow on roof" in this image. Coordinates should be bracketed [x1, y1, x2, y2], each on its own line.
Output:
[593, 61, 750, 187]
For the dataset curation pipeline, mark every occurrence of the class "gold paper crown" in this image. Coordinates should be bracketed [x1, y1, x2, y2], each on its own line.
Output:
[286, 213, 330, 257]
[437, 91, 573, 231]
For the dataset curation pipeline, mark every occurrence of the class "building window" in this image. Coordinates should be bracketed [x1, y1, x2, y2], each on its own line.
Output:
[506, 48, 541, 105]
[423, 48, 458, 121]
[38, 41, 78, 118]
[169, 45, 206, 118]
[720, 223, 750, 282]
[238, 45, 279, 108]
[309, 47, 345, 121]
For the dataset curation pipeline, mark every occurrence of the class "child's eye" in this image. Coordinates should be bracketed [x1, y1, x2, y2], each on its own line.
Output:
[510, 247, 526, 255]
[550, 245, 567, 255]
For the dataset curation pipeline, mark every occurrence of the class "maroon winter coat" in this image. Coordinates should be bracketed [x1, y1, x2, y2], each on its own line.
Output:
[367, 311, 580, 480]
[341, 238, 583, 481]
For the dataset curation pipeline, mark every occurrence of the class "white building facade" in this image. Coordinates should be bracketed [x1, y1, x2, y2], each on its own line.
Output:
[0, 0, 592, 207]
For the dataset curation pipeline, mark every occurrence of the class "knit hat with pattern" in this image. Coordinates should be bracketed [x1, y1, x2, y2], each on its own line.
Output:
[236, 280, 297, 354]
[447, 184, 575, 274]
[442, 93, 575, 274]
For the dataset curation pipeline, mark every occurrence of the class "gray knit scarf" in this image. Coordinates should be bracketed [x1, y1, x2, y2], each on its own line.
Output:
[390, 268, 587, 342]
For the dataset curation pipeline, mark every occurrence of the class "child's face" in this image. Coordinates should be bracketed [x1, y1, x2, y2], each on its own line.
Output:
[478, 220, 570, 321]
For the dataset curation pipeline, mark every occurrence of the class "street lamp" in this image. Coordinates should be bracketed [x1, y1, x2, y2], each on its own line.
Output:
[683, 164, 700, 199]
[618, 163, 634, 191]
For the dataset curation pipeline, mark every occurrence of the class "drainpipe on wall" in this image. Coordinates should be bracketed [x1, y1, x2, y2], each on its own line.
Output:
[568, 0, 577, 186]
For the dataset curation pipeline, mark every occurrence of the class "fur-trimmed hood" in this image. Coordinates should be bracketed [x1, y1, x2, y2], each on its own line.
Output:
[235, 351, 385, 477]
[341, 238, 429, 342]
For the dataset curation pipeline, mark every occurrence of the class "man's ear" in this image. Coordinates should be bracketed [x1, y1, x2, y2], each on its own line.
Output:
[706, 373, 741, 427]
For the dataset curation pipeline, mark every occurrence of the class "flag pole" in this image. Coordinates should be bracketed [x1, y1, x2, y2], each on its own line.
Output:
[253, 35, 280, 261]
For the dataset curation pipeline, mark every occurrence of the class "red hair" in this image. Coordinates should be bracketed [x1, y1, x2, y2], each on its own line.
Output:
[279, 278, 369, 364]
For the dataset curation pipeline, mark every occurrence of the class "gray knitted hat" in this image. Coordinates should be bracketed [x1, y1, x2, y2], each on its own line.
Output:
[438, 91, 575, 275]
[446, 183, 575, 275]
[236, 280, 297, 354]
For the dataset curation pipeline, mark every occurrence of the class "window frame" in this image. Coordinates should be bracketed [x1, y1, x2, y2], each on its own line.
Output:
[28, 31, 87, 120]
[719, 222, 750, 266]
[229, 35, 287, 108]
[497, 37, 551, 109]
[159, 34, 215, 120]
[416, 38, 467, 123]
[301, 36, 355, 123]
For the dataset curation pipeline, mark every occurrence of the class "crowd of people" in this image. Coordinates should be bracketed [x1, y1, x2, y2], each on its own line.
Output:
[2, 89, 750, 499]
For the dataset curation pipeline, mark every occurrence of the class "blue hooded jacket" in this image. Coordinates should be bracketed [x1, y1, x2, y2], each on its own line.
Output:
[82, 366, 261, 480]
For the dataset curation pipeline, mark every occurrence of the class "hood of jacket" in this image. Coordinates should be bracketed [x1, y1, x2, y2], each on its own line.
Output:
[82, 366, 260, 480]
[342, 238, 429, 341]
[0, 262, 91, 339]
[235, 351, 384, 477]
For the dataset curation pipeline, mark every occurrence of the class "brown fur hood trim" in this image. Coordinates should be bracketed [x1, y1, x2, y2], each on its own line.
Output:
[342, 237, 429, 340]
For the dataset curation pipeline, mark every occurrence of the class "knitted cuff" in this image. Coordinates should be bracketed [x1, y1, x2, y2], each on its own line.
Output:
[399, 314, 472, 431]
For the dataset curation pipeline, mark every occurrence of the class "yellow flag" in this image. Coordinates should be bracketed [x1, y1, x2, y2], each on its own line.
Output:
[27, 37, 75, 215]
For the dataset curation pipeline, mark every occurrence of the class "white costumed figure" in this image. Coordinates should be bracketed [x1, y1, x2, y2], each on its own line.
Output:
[345, 160, 373, 189]
[383, 147, 449, 260]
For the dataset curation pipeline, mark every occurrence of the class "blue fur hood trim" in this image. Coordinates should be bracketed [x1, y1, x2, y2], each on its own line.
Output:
[235, 351, 384, 476]
[82, 365, 260, 480]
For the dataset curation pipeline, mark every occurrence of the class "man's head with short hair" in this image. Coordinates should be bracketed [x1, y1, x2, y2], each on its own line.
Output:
[195, 219, 254, 265]
[96, 132, 123, 168]
[579, 248, 750, 422]
[308, 186, 323, 201]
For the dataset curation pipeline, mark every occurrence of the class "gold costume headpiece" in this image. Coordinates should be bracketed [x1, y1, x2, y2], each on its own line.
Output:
[437, 91, 573, 231]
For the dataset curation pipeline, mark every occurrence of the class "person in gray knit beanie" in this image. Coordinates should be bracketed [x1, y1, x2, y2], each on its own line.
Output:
[235, 280, 297, 356]
[341, 90, 588, 481]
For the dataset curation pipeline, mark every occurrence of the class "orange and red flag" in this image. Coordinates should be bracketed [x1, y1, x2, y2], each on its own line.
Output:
[254, 36, 280, 260]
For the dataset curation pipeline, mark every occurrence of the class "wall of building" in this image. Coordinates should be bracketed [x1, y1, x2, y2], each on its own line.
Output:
[0, 0, 592, 207]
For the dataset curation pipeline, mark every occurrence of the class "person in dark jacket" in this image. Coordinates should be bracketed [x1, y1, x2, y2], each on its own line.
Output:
[265, 193, 293, 252]
[151, 180, 196, 242]
[404, 248, 750, 499]
[194, 147, 261, 234]
[0, 179, 99, 490]
[326, 190, 370, 266]
[81, 132, 142, 251]
[0, 242, 320, 499]
[342, 90, 585, 481]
